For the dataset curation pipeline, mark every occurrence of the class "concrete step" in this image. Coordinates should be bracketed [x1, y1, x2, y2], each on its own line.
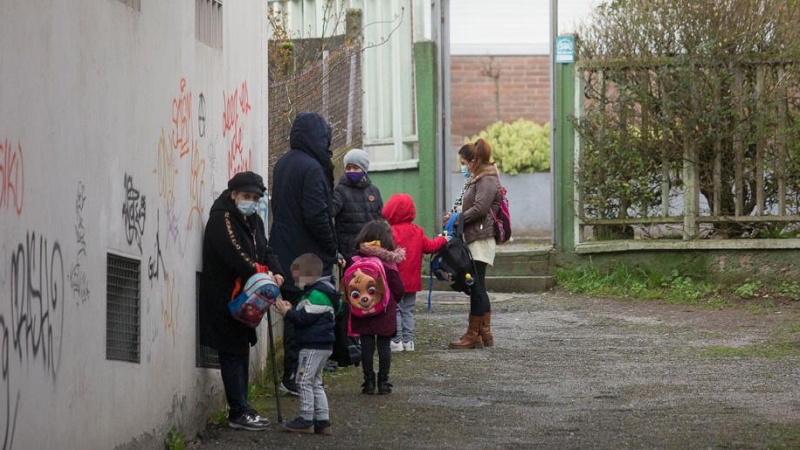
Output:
[429, 275, 553, 294]
[488, 250, 551, 276]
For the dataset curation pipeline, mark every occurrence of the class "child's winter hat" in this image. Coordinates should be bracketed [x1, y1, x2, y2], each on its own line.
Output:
[343, 148, 370, 173]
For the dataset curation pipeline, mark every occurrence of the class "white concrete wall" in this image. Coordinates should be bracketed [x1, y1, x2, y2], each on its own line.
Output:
[450, 173, 552, 237]
[450, 0, 602, 55]
[0, 1, 269, 448]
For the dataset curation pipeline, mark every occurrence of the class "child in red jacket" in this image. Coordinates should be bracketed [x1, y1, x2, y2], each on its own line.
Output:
[382, 194, 447, 352]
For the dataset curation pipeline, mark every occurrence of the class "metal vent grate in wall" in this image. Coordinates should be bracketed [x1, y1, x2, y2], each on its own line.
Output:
[106, 254, 141, 363]
[196, 271, 220, 369]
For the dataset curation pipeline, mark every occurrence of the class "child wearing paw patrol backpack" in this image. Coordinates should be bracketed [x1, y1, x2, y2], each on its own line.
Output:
[345, 220, 405, 395]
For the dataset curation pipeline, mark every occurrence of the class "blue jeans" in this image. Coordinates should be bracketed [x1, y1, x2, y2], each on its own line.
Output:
[218, 351, 251, 420]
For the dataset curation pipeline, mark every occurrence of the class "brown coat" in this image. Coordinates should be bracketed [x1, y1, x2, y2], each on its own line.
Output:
[461, 165, 500, 245]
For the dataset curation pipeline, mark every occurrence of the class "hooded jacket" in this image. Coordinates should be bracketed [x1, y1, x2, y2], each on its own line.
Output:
[199, 191, 283, 355]
[332, 174, 384, 261]
[348, 244, 405, 337]
[462, 164, 501, 245]
[285, 278, 342, 350]
[270, 112, 338, 290]
[382, 194, 447, 292]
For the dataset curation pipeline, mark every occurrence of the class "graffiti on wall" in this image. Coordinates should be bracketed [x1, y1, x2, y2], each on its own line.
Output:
[1, 232, 66, 448]
[69, 182, 90, 305]
[154, 80, 208, 257]
[170, 78, 192, 159]
[122, 173, 146, 253]
[222, 81, 252, 178]
[155, 129, 177, 207]
[148, 211, 165, 285]
[0, 139, 24, 215]
[146, 211, 179, 345]
[198, 93, 206, 138]
[161, 272, 179, 345]
[187, 139, 206, 231]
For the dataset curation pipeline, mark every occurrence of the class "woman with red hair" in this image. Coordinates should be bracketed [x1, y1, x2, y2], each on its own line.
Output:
[448, 139, 501, 349]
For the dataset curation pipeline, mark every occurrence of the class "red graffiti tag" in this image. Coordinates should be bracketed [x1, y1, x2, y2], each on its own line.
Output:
[0, 140, 24, 215]
[239, 81, 251, 114]
[228, 126, 252, 179]
[170, 78, 192, 158]
[223, 81, 253, 177]
[222, 89, 239, 138]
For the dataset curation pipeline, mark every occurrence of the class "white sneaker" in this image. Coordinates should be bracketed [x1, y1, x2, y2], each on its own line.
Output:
[390, 340, 404, 352]
[403, 341, 415, 352]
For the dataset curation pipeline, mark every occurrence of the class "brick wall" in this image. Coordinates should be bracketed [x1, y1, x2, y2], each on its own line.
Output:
[450, 55, 551, 144]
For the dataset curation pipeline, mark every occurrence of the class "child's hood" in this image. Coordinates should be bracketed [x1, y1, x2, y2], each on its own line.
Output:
[382, 193, 415, 225]
[302, 276, 342, 313]
[358, 242, 406, 264]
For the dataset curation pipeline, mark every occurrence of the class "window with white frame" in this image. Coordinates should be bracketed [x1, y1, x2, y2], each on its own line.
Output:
[196, 0, 223, 50]
[269, 0, 418, 168]
[271, 0, 347, 38]
[361, 0, 417, 167]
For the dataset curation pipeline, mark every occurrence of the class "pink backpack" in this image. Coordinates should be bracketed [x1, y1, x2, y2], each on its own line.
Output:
[491, 182, 512, 244]
[344, 255, 390, 317]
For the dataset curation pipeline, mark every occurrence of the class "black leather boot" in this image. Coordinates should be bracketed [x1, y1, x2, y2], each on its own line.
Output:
[377, 373, 392, 395]
[361, 372, 376, 394]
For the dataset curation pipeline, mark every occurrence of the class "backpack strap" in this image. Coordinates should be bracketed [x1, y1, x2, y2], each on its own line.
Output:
[454, 211, 466, 239]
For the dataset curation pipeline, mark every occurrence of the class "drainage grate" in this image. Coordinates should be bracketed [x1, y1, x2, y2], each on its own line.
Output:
[196, 271, 220, 369]
[106, 254, 141, 363]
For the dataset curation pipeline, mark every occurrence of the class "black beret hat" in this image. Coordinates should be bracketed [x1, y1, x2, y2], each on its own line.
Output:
[228, 171, 266, 195]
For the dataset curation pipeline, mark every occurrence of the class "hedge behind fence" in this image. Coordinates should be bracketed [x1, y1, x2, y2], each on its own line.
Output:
[573, 0, 800, 239]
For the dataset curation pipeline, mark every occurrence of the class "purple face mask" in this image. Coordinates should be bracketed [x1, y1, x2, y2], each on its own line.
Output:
[346, 171, 366, 183]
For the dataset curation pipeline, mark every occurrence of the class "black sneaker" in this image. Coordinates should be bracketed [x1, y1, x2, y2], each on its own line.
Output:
[228, 413, 268, 431]
[248, 410, 270, 425]
[279, 380, 299, 396]
[314, 419, 332, 435]
[282, 416, 313, 434]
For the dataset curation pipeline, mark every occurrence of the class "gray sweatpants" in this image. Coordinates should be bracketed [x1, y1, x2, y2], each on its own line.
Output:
[295, 348, 332, 421]
[393, 292, 417, 343]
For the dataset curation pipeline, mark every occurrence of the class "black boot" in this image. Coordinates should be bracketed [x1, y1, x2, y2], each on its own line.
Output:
[361, 372, 376, 395]
[377, 373, 392, 395]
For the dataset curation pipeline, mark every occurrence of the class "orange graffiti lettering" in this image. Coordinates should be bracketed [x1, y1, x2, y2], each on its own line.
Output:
[170, 78, 192, 158]
[154, 129, 176, 204]
[161, 272, 179, 345]
[187, 140, 206, 230]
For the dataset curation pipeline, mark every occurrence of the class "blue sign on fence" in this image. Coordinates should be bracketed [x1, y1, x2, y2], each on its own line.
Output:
[555, 35, 575, 64]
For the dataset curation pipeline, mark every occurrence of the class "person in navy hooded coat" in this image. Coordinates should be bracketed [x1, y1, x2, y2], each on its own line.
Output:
[270, 112, 338, 395]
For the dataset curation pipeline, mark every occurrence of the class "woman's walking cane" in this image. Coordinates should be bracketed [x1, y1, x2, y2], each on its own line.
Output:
[265, 308, 283, 423]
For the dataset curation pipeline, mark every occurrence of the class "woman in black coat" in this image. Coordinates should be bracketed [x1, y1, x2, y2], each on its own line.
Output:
[199, 171, 284, 431]
[332, 148, 384, 264]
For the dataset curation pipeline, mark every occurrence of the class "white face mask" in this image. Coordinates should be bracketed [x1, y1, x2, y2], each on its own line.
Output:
[237, 200, 258, 216]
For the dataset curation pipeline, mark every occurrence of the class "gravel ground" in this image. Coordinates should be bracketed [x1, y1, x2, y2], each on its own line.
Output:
[193, 290, 800, 449]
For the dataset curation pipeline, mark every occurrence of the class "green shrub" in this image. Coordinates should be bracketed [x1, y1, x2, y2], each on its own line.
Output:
[467, 119, 550, 174]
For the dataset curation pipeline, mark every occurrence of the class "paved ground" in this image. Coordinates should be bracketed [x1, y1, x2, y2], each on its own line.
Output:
[193, 290, 800, 449]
